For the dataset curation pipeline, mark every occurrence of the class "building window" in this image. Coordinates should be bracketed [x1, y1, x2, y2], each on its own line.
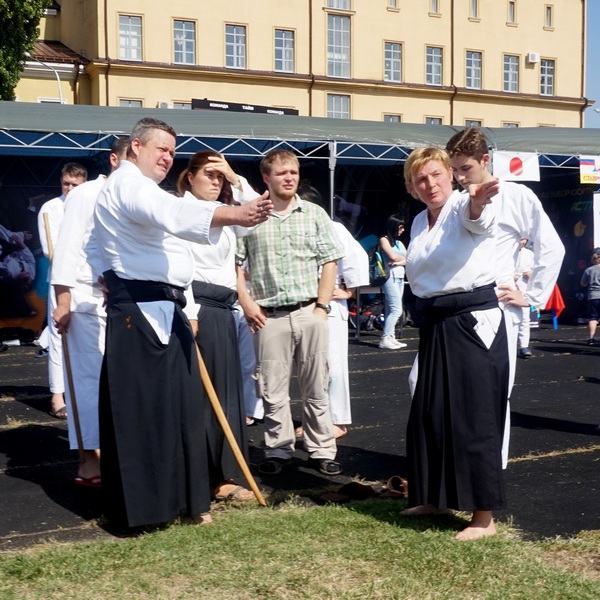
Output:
[119, 99, 143, 107]
[384, 114, 401, 123]
[119, 15, 142, 61]
[274, 29, 294, 73]
[173, 102, 192, 109]
[327, 14, 351, 78]
[503, 122, 519, 128]
[466, 51, 482, 89]
[465, 119, 482, 127]
[327, 0, 350, 9]
[384, 42, 402, 82]
[173, 20, 195, 65]
[544, 5, 553, 28]
[503, 54, 519, 92]
[225, 24, 246, 69]
[430, 0, 440, 14]
[426, 46, 443, 85]
[470, 0, 479, 19]
[327, 94, 350, 119]
[507, 1, 516, 24]
[425, 116, 442, 125]
[540, 59, 555, 95]
[388, 0, 398, 8]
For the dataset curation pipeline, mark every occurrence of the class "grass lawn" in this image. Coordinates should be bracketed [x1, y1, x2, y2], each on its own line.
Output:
[0, 499, 598, 599]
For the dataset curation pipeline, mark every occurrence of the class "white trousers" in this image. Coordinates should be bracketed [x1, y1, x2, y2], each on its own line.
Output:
[63, 311, 105, 450]
[327, 299, 352, 424]
[234, 307, 264, 420]
[46, 283, 64, 394]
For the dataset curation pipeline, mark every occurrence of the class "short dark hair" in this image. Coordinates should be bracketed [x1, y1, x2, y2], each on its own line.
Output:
[61, 162, 87, 181]
[110, 136, 129, 157]
[128, 118, 176, 156]
[446, 127, 489, 161]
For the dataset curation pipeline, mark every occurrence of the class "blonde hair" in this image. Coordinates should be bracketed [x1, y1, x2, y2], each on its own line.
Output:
[403, 147, 451, 199]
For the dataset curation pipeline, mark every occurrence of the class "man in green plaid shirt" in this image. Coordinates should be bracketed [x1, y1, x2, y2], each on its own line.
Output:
[236, 150, 345, 476]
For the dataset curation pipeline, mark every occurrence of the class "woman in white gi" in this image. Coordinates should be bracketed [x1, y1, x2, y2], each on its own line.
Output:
[401, 147, 510, 541]
[177, 151, 260, 502]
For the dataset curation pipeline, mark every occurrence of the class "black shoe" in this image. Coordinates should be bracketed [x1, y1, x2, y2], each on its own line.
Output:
[518, 347, 533, 359]
[308, 457, 342, 476]
[258, 457, 291, 475]
[588, 338, 596, 346]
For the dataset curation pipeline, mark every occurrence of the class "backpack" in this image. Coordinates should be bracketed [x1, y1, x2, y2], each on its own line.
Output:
[368, 244, 389, 287]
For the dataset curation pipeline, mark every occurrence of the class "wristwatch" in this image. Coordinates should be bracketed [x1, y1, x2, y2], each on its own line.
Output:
[315, 302, 331, 314]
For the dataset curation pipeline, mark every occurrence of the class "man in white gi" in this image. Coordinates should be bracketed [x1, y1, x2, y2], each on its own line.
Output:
[37, 162, 88, 419]
[93, 118, 272, 528]
[446, 127, 565, 467]
[236, 150, 345, 477]
[51, 138, 129, 487]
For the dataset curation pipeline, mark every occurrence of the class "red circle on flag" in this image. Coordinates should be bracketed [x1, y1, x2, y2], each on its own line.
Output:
[509, 157, 523, 176]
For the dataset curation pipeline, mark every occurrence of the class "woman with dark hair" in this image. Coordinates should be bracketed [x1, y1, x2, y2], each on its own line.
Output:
[378, 214, 407, 349]
[178, 151, 263, 502]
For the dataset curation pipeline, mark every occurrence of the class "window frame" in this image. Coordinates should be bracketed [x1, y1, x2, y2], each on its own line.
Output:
[544, 4, 554, 29]
[225, 24, 247, 69]
[465, 50, 482, 89]
[469, 0, 479, 19]
[430, 0, 440, 15]
[274, 29, 295, 73]
[327, 0, 351, 9]
[173, 19, 196, 65]
[507, 1, 517, 24]
[503, 54, 519, 93]
[426, 46, 443, 86]
[119, 14, 143, 61]
[425, 116, 442, 125]
[384, 41, 402, 82]
[327, 13, 351, 78]
[327, 94, 350, 119]
[383, 114, 402, 123]
[540, 58, 555, 96]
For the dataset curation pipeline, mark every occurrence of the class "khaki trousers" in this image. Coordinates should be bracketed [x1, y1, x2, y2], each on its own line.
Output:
[255, 304, 336, 460]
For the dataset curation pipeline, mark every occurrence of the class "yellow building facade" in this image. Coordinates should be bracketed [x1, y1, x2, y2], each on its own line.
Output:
[16, 0, 589, 127]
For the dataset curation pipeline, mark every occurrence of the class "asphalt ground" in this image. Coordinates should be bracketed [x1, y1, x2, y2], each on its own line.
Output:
[0, 322, 599, 552]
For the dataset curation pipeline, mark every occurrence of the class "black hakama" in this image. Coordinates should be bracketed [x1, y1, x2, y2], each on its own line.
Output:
[192, 281, 248, 487]
[99, 272, 211, 528]
[407, 284, 509, 512]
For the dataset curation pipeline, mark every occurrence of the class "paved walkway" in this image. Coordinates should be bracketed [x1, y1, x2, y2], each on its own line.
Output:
[0, 323, 598, 551]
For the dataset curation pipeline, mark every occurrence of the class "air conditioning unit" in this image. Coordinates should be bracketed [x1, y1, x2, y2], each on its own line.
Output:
[526, 52, 540, 64]
[157, 101, 174, 109]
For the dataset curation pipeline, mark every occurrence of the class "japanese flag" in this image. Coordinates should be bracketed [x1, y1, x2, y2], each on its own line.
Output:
[492, 151, 540, 182]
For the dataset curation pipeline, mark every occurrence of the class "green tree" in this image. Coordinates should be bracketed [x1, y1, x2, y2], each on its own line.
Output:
[0, 0, 52, 100]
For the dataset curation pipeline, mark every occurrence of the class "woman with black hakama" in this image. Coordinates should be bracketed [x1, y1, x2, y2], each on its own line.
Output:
[401, 147, 510, 541]
[178, 151, 261, 502]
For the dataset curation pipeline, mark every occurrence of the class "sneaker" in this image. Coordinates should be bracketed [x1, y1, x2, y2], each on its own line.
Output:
[35, 348, 49, 358]
[587, 338, 596, 346]
[518, 347, 533, 359]
[378, 336, 406, 350]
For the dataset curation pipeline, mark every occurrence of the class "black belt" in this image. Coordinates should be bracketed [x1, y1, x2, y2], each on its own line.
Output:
[260, 298, 316, 314]
[103, 270, 187, 308]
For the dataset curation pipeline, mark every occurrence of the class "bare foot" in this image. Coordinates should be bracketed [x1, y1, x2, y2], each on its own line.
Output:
[192, 513, 213, 525]
[50, 392, 67, 418]
[214, 482, 255, 501]
[455, 510, 496, 541]
[333, 424, 348, 439]
[401, 504, 451, 516]
[77, 449, 101, 481]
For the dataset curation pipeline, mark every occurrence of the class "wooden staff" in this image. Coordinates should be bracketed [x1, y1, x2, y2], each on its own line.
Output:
[43, 213, 85, 464]
[194, 344, 266, 506]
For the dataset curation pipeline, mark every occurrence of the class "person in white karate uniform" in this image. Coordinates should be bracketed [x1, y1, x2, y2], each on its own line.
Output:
[37, 162, 87, 419]
[51, 138, 128, 487]
[446, 127, 565, 468]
